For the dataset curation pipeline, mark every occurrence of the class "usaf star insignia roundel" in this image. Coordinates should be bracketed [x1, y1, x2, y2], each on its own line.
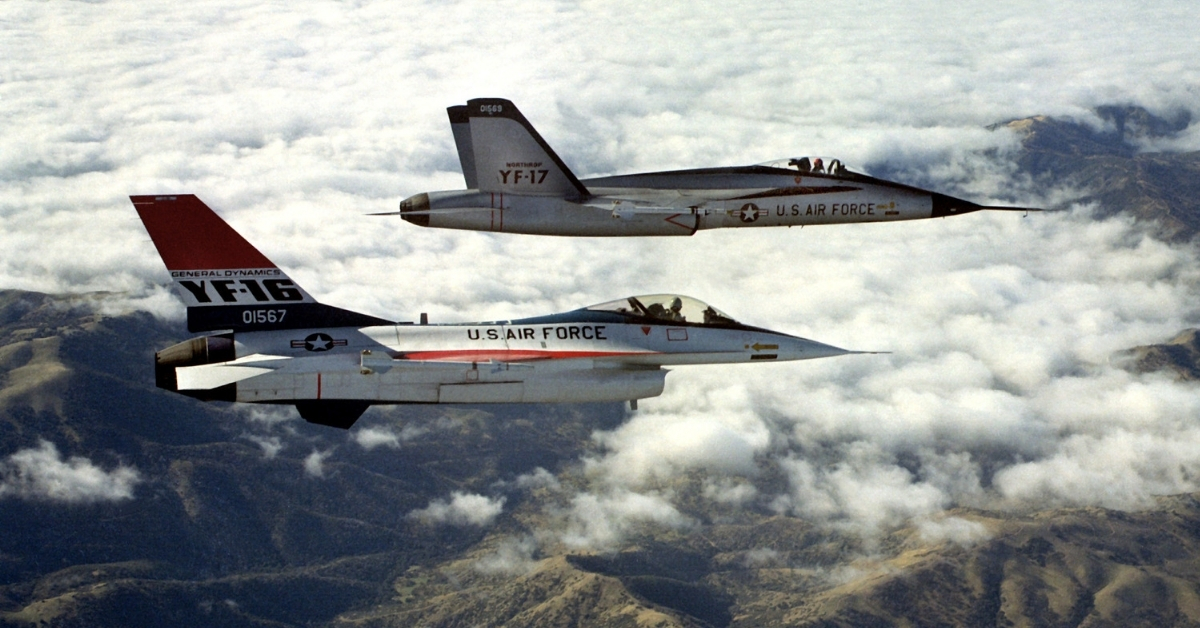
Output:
[738, 203, 761, 223]
[291, 333, 347, 352]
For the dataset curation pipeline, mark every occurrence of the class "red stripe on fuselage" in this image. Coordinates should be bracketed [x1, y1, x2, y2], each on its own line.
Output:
[399, 349, 654, 362]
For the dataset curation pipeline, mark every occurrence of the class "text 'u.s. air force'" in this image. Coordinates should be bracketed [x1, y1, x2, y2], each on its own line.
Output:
[468, 325, 607, 341]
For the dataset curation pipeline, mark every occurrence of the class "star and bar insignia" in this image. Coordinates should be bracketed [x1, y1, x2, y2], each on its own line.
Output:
[291, 332, 348, 352]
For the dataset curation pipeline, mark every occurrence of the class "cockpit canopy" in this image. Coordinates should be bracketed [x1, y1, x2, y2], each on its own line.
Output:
[586, 294, 739, 327]
[758, 156, 853, 176]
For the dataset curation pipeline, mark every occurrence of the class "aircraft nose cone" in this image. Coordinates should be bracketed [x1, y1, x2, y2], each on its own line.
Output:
[774, 335, 854, 361]
[399, 193, 430, 227]
[930, 192, 982, 218]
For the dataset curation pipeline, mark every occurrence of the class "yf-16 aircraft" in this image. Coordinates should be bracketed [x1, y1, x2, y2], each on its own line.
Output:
[392, 98, 1039, 236]
[135, 195, 873, 429]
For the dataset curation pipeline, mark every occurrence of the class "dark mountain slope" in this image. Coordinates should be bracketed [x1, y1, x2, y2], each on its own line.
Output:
[1005, 106, 1200, 242]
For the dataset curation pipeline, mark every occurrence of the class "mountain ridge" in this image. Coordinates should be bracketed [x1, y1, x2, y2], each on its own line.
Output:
[1002, 106, 1200, 242]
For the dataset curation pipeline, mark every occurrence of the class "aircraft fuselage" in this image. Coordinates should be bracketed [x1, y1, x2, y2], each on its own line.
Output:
[394, 98, 1032, 237]
[402, 165, 985, 236]
[163, 313, 847, 408]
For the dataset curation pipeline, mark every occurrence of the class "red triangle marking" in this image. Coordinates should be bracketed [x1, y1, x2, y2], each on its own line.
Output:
[641, 326, 651, 335]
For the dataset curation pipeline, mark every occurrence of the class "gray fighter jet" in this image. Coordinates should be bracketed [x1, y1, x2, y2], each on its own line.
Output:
[392, 98, 1039, 236]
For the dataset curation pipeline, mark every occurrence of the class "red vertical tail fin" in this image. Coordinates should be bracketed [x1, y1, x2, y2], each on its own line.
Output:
[132, 195, 391, 332]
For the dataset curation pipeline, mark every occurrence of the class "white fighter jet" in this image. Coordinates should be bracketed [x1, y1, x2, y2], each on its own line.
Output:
[392, 98, 1038, 236]
[135, 195, 874, 429]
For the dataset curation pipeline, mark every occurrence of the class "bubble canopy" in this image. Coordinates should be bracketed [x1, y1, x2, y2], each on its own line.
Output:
[502, 294, 764, 330]
[586, 294, 739, 327]
[756, 156, 855, 175]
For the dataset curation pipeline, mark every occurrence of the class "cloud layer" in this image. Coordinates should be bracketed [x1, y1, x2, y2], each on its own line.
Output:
[4, 1, 1200, 544]
[3, 0, 1198, 308]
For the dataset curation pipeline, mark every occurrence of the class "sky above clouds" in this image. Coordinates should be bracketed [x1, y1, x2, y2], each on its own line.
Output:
[4, 0, 1200, 546]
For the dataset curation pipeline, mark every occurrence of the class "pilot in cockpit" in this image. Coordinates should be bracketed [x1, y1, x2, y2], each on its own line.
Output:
[644, 297, 686, 322]
[789, 157, 812, 172]
[666, 297, 685, 321]
[702, 306, 728, 325]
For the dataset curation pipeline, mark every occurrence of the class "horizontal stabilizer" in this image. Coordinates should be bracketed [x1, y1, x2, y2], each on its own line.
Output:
[175, 355, 286, 391]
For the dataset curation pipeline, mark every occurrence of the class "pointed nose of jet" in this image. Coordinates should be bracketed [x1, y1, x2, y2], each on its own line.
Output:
[930, 192, 983, 218]
[399, 193, 430, 227]
[777, 335, 854, 361]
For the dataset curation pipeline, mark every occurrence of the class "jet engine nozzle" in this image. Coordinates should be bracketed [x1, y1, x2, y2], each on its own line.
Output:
[155, 334, 235, 395]
[399, 193, 431, 227]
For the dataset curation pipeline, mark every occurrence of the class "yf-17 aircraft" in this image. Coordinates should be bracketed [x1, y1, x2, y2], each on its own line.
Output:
[135, 195, 872, 429]
[392, 98, 1038, 236]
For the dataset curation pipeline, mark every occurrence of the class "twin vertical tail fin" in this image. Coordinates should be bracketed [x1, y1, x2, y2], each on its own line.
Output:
[449, 98, 589, 198]
[132, 195, 391, 333]
[447, 105, 479, 189]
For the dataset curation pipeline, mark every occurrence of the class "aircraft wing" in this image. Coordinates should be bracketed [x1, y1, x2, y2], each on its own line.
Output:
[361, 353, 537, 374]
[377, 190, 756, 218]
[174, 351, 559, 392]
[582, 191, 784, 219]
[586, 187, 781, 207]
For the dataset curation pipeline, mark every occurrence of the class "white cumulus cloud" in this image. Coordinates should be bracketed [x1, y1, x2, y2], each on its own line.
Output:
[473, 535, 540, 576]
[242, 434, 284, 460]
[916, 516, 992, 548]
[0, 441, 140, 504]
[513, 467, 561, 492]
[557, 490, 694, 551]
[351, 426, 402, 451]
[409, 491, 506, 527]
[303, 449, 332, 478]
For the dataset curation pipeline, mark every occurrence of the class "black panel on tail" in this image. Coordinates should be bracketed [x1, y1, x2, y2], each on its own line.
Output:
[187, 303, 393, 333]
